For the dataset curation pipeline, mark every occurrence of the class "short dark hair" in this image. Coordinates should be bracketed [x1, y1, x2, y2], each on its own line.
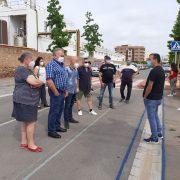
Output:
[171, 62, 178, 73]
[104, 55, 111, 60]
[150, 53, 161, 63]
[18, 52, 32, 63]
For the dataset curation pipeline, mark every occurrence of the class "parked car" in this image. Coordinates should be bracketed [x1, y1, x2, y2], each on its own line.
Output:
[162, 64, 171, 77]
[92, 62, 100, 77]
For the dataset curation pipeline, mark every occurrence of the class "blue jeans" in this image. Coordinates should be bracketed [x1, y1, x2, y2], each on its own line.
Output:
[64, 93, 76, 123]
[99, 83, 113, 106]
[144, 99, 162, 138]
[48, 89, 65, 133]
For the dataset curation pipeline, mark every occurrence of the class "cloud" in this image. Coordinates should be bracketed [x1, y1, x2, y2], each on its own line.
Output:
[39, 0, 178, 56]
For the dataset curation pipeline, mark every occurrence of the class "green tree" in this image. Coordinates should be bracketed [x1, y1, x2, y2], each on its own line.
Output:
[82, 11, 103, 57]
[47, 0, 71, 52]
[167, 0, 180, 63]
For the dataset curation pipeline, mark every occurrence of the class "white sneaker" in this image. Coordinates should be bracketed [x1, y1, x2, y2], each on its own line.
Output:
[167, 94, 173, 97]
[89, 110, 97, 115]
[78, 110, 83, 116]
[173, 92, 177, 95]
[177, 108, 180, 111]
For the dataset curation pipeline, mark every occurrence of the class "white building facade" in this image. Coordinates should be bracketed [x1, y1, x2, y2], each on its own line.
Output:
[0, 0, 125, 61]
[0, 0, 51, 52]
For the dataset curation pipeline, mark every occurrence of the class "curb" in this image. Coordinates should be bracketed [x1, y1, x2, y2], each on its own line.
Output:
[128, 105, 163, 180]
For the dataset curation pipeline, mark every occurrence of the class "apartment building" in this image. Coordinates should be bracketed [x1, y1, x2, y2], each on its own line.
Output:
[115, 45, 145, 62]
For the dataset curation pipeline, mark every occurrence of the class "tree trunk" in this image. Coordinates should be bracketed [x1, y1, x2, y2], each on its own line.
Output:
[88, 51, 94, 58]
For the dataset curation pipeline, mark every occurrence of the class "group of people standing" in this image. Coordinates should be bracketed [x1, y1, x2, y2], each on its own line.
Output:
[12, 47, 170, 152]
[12, 48, 100, 152]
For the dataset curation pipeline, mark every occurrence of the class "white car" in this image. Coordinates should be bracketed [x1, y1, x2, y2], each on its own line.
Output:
[163, 64, 171, 73]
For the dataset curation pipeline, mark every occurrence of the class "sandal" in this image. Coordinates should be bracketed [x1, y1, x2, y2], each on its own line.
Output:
[27, 146, 43, 153]
[20, 144, 28, 148]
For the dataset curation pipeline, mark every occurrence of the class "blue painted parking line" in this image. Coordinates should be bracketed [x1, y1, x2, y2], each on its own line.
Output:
[115, 110, 145, 180]
[161, 99, 166, 180]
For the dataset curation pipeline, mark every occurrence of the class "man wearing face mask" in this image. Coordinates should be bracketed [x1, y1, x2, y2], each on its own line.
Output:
[143, 53, 165, 144]
[98, 56, 116, 110]
[45, 48, 68, 138]
[77, 58, 97, 116]
[64, 57, 79, 129]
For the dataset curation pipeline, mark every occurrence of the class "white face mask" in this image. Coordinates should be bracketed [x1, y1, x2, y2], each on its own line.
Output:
[74, 63, 79, 69]
[29, 61, 35, 69]
[84, 63, 89, 68]
[40, 62, 44, 66]
[58, 57, 64, 63]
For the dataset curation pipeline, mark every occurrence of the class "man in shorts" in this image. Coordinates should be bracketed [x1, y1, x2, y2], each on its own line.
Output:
[77, 58, 97, 116]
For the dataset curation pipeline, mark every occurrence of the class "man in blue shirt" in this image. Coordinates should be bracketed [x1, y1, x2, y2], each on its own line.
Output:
[64, 57, 79, 129]
[119, 61, 138, 104]
[46, 48, 68, 138]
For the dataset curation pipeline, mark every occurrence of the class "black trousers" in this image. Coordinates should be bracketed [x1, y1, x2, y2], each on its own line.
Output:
[120, 81, 133, 100]
[39, 84, 48, 105]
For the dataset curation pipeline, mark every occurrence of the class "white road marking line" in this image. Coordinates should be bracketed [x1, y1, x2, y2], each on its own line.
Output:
[133, 79, 145, 87]
[0, 88, 101, 128]
[23, 107, 111, 180]
[0, 107, 50, 128]
[0, 93, 13, 98]
[0, 87, 49, 99]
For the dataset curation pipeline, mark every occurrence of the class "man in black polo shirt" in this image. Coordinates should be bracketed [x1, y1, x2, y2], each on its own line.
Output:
[77, 58, 97, 116]
[98, 56, 116, 109]
[143, 53, 165, 144]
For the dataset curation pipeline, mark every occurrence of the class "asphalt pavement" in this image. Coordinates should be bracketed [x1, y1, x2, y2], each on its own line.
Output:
[0, 70, 150, 180]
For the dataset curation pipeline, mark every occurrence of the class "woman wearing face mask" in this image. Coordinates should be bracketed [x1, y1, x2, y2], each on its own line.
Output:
[12, 52, 43, 152]
[167, 63, 178, 97]
[34, 57, 49, 108]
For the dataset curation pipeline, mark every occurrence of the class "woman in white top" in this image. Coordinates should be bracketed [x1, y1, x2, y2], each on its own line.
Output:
[34, 57, 49, 108]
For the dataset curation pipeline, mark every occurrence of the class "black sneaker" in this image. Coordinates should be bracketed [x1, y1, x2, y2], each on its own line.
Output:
[69, 118, 79, 123]
[119, 98, 125, 102]
[144, 137, 159, 144]
[158, 133, 164, 139]
[48, 132, 61, 139]
[98, 105, 102, 110]
[109, 104, 115, 109]
[125, 100, 129, 104]
[64, 122, 70, 129]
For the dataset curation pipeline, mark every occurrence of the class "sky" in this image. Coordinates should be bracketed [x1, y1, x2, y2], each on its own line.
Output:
[39, 0, 179, 56]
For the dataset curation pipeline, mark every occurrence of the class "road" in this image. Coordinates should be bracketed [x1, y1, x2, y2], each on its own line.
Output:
[0, 70, 149, 180]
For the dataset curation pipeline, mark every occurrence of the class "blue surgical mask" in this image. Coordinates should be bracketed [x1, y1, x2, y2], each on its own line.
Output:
[147, 61, 152, 68]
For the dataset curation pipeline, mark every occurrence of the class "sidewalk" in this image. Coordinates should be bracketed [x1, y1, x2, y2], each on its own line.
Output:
[128, 105, 163, 180]
[164, 90, 180, 180]
[0, 78, 14, 97]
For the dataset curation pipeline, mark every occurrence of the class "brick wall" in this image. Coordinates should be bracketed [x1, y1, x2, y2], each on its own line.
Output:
[0, 45, 82, 78]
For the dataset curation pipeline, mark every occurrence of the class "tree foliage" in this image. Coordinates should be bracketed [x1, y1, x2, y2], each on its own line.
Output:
[167, 1, 180, 63]
[47, 0, 71, 52]
[82, 11, 103, 57]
